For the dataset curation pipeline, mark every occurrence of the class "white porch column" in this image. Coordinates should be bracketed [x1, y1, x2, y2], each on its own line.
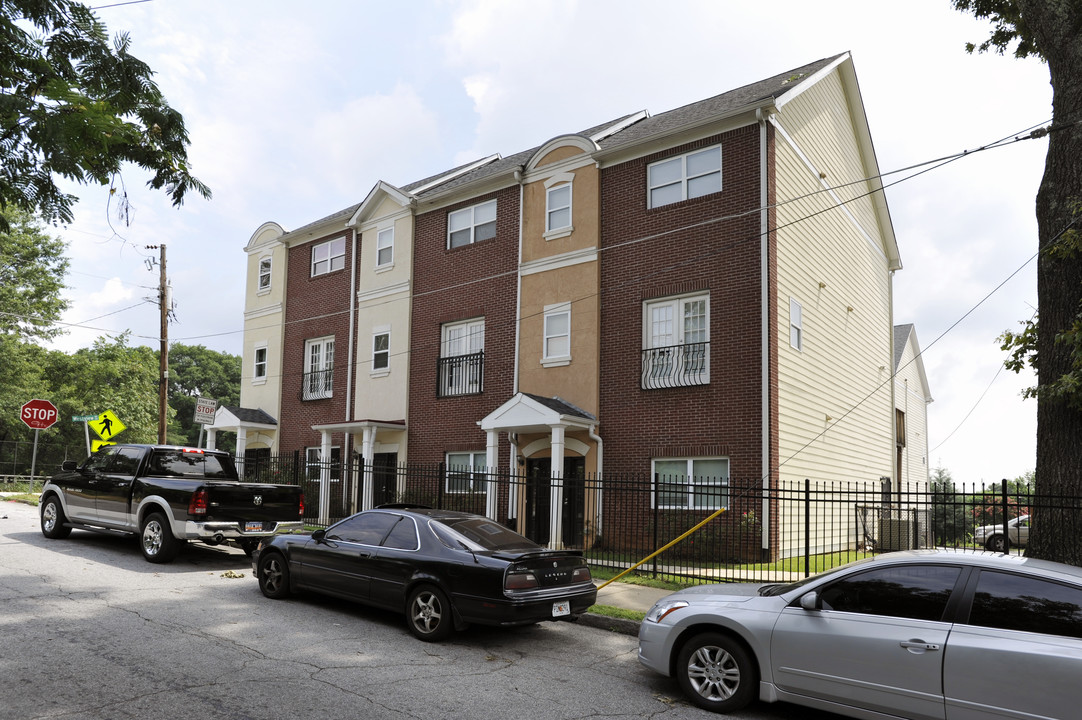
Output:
[318, 430, 332, 524]
[361, 425, 376, 511]
[485, 429, 499, 520]
[548, 425, 566, 549]
[206, 429, 217, 450]
[235, 427, 248, 474]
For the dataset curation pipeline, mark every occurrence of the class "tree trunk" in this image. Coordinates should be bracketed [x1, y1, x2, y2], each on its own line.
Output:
[1019, 0, 1082, 565]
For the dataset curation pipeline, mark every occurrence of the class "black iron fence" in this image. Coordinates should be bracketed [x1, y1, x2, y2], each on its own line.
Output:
[0, 440, 86, 480]
[243, 454, 1072, 584]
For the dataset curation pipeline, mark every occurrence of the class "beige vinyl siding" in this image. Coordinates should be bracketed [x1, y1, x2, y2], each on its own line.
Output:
[895, 331, 931, 490]
[773, 67, 895, 556]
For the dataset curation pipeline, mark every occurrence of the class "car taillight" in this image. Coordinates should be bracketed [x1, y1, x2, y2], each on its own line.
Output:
[572, 567, 592, 583]
[298, 493, 304, 518]
[188, 489, 208, 516]
[505, 571, 539, 590]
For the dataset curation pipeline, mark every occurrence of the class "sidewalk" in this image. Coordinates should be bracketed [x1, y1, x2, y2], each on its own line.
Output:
[579, 580, 676, 636]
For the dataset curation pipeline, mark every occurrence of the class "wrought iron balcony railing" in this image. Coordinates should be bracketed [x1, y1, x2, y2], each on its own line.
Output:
[437, 351, 484, 397]
[301, 368, 334, 400]
[641, 341, 709, 389]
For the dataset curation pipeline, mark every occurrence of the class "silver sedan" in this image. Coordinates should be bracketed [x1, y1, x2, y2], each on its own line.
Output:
[638, 549, 1082, 718]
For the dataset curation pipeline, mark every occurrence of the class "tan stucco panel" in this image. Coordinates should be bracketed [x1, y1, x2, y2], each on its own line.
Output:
[535, 145, 587, 168]
[522, 164, 600, 263]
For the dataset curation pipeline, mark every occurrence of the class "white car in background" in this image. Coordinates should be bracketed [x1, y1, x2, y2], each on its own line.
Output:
[973, 514, 1029, 552]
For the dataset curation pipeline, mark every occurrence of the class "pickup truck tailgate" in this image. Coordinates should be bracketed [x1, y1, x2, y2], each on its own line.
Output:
[204, 482, 302, 524]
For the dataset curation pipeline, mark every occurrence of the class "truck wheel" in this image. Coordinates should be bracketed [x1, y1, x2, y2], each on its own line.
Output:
[140, 512, 179, 563]
[257, 552, 291, 599]
[40, 495, 72, 539]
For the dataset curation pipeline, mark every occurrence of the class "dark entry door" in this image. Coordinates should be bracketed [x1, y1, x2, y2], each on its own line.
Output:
[525, 456, 585, 547]
[372, 453, 398, 507]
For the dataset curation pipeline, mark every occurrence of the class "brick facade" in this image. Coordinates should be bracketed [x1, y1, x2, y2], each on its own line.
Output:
[599, 125, 769, 481]
[407, 186, 521, 464]
[279, 229, 355, 455]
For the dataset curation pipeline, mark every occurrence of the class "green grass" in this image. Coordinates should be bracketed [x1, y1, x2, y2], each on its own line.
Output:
[585, 604, 645, 623]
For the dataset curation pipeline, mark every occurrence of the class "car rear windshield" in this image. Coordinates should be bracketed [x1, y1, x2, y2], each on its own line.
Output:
[149, 450, 235, 479]
[432, 517, 540, 552]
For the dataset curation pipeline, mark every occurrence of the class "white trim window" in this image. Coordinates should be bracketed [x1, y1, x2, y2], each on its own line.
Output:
[546, 184, 572, 233]
[376, 227, 394, 268]
[542, 302, 571, 366]
[258, 257, 272, 291]
[305, 446, 341, 481]
[303, 336, 334, 400]
[439, 318, 484, 396]
[446, 451, 486, 493]
[311, 237, 345, 276]
[789, 297, 803, 351]
[448, 199, 497, 249]
[372, 328, 390, 372]
[647, 145, 722, 209]
[642, 293, 709, 388]
[253, 345, 268, 382]
[653, 458, 729, 510]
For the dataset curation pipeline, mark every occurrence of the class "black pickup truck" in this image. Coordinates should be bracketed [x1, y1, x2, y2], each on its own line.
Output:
[39, 444, 304, 563]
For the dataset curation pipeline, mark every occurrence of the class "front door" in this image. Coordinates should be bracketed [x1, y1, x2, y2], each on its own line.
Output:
[524, 456, 585, 547]
[372, 453, 398, 507]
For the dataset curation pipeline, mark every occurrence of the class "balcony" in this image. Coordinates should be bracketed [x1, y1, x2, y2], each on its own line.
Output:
[641, 341, 709, 389]
[302, 368, 333, 400]
[437, 351, 484, 397]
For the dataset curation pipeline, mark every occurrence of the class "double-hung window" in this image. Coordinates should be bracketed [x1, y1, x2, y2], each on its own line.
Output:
[448, 199, 497, 248]
[648, 145, 722, 208]
[372, 328, 390, 372]
[642, 293, 709, 389]
[311, 237, 345, 276]
[790, 297, 803, 351]
[542, 302, 571, 366]
[258, 257, 272, 291]
[653, 458, 729, 510]
[446, 451, 486, 493]
[376, 227, 394, 268]
[546, 184, 571, 233]
[305, 446, 341, 482]
[303, 336, 334, 400]
[438, 319, 484, 396]
[253, 345, 267, 381]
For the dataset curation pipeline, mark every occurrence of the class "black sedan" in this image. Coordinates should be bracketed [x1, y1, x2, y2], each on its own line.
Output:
[252, 506, 597, 641]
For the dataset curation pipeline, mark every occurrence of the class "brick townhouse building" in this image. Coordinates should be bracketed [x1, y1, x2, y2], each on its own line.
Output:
[211, 52, 932, 552]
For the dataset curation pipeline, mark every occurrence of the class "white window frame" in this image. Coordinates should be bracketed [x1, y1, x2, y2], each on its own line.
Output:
[305, 446, 341, 481]
[311, 237, 345, 277]
[652, 457, 730, 510]
[790, 297, 803, 351]
[253, 344, 268, 384]
[257, 257, 272, 292]
[303, 336, 335, 399]
[371, 327, 390, 375]
[376, 227, 394, 268]
[542, 302, 571, 367]
[643, 292, 710, 386]
[647, 144, 722, 209]
[440, 318, 484, 396]
[447, 199, 497, 249]
[445, 451, 486, 493]
[546, 184, 572, 233]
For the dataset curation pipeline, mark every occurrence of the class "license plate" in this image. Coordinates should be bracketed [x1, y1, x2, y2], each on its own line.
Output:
[245, 521, 264, 532]
[552, 600, 571, 617]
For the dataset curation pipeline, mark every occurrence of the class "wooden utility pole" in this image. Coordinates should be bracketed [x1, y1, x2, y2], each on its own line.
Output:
[148, 244, 169, 444]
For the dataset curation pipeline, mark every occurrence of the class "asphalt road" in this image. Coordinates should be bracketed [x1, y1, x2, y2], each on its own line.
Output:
[0, 500, 843, 720]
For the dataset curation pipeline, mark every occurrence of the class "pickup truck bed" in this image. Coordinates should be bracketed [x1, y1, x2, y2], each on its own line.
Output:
[40, 444, 303, 563]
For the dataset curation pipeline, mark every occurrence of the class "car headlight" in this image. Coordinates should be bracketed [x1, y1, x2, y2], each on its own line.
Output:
[645, 599, 689, 624]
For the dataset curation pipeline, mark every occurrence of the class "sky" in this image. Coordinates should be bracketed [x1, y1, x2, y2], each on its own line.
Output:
[45, 0, 1051, 485]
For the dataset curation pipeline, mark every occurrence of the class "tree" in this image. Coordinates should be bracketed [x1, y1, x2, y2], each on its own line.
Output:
[167, 343, 240, 450]
[0, 0, 210, 232]
[953, 0, 1082, 565]
[0, 207, 69, 340]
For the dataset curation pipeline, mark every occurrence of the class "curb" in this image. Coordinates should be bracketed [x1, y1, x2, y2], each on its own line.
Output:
[578, 612, 639, 636]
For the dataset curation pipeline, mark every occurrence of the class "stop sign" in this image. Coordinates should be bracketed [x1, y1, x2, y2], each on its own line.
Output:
[21, 399, 59, 430]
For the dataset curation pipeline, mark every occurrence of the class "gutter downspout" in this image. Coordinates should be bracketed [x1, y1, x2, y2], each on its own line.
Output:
[589, 424, 603, 539]
[347, 226, 359, 509]
[757, 107, 771, 552]
[510, 169, 525, 519]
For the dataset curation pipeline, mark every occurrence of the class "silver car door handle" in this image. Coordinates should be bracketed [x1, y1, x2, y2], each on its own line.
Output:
[900, 640, 941, 651]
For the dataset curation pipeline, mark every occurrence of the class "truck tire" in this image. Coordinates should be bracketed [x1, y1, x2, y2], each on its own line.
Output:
[140, 512, 179, 563]
[40, 495, 72, 539]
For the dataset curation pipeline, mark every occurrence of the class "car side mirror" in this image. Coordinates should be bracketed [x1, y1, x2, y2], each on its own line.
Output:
[800, 592, 820, 611]
[62, 460, 78, 472]
[311, 529, 326, 543]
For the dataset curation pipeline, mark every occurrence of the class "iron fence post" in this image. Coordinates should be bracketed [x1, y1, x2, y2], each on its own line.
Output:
[804, 479, 811, 578]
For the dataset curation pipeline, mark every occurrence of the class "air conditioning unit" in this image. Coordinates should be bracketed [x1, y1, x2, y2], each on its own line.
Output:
[879, 518, 917, 551]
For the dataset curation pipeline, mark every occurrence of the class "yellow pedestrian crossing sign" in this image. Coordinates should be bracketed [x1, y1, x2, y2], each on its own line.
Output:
[88, 410, 126, 441]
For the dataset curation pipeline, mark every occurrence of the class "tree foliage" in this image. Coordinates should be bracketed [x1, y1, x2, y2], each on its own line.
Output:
[954, 0, 1082, 566]
[0, 207, 69, 340]
[167, 343, 240, 450]
[0, 0, 210, 232]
